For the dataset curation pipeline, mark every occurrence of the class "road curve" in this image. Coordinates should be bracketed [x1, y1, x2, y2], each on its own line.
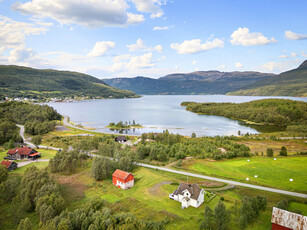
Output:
[136, 162, 307, 199]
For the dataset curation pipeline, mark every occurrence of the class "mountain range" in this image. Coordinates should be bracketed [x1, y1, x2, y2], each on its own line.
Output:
[105, 60, 307, 97]
[0, 65, 138, 100]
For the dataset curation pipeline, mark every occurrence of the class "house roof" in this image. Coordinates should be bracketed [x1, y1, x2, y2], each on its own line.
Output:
[7, 147, 35, 156]
[0, 160, 12, 168]
[7, 149, 16, 154]
[271, 207, 307, 230]
[112, 169, 132, 181]
[29, 152, 40, 157]
[173, 183, 203, 200]
[115, 136, 127, 141]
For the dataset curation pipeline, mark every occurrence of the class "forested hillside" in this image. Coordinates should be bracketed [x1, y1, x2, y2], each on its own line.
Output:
[181, 99, 307, 127]
[0, 65, 138, 99]
[0, 101, 61, 145]
[229, 60, 307, 97]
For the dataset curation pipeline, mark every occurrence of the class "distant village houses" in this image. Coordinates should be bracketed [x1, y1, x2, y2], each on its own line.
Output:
[169, 183, 205, 209]
[271, 207, 307, 230]
[6, 146, 41, 160]
[112, 169, 134, 190]
[0, 161, 18, 171]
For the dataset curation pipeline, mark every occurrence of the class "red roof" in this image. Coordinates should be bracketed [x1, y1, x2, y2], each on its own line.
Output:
[7, 147, 35, 156]
[29, 152, 40, 157]
[0, 160, 12, 168]
[7, 149, 17, 154]
[112, 169, 132, 180]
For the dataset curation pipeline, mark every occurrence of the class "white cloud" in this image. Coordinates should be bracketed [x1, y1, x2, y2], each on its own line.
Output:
[87, 41, 115, 57]
[127, 38, 162, 52]
[260, 59, 303, 73]
[192, 60, 197, 65]
[150, 12, 164, 18]
[153, 26, 169, 30]
[235, 62, 243, 68]
[127, 12, 145, 24]
[0, 15, 49, 49]
[285, 30, 307, 40]
[12, 0, 144, 28]
[130, 0, 166, 13]
[230, 27, 276, 46]
[112, 52, 155, 72]
[170, 38, 224, 54]
[194, 67, 200, 71]
[217, 64, 226, 70]
[279, 54, 288, 58]
[291, 52, 297, 57]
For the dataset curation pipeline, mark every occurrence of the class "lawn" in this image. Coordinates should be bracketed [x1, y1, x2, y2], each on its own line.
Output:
[178, 156, 307, 193]
[12, 161, 49, 174]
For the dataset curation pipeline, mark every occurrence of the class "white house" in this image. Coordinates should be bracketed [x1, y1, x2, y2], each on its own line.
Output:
[169, 183, 205, 208]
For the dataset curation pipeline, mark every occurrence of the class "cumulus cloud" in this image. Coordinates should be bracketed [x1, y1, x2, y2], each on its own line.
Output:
[235, 62, 243, 68]
[170, 38, 224, 54]
[153, 26, 169, 30]
[112, 52, 155, 72]
[285, 30, 307, 40]
[0, 15, 49, 49]
[150, 12, 164, 18]
[192, 60, 197, 65]
[230, 27, 276, 46]
[127, 39, 162, 52]
[291, 52, 297, 57]
[87, 41, 116, 57]
[12, 0, 144, 28]
[279, 54, 288, 58]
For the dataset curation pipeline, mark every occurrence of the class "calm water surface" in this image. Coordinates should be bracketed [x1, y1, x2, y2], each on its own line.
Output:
[48, 95, 307, 137]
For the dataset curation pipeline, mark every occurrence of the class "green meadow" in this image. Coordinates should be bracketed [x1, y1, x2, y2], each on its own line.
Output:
[179, 156, 307, 193]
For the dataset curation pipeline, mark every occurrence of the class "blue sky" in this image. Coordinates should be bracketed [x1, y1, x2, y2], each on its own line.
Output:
[0, 0, 306, 78]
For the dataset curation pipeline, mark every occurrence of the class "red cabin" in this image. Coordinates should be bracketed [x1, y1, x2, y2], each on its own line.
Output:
[112, 169, 134, 189]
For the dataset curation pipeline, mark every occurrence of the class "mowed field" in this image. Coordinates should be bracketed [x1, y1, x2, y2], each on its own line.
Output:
[179, 156, 307, 193]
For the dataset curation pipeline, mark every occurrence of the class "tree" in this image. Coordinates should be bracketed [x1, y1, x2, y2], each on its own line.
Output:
[266, 148, 274, 157]
[200, 206, 214, 229]
[280, 146, 287, 156]
[277, 199, 288, 210]
[32, 135, 42, 147]
[17, 218, 33, 230]
[0, 164, 8, 183]
[191, 133, 196, 138]
[238, 130, 241, 136]
[214, 201, 230, 230]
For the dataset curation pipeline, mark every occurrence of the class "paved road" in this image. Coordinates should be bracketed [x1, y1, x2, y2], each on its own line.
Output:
[17, 125, 60, 150]
[16, 123, 307, 199]
[136, 162, 307, 199]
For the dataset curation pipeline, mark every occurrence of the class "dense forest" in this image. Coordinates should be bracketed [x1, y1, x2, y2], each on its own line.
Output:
[181, 99, 307, 127]
[0, 102, 61, 145]
[0, 65, 138, 100]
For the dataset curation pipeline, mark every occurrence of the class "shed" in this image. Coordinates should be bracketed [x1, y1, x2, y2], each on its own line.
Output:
[271, 207, 307, 230]
[112, 169, 134, 189]
[0, 160, 18, 171]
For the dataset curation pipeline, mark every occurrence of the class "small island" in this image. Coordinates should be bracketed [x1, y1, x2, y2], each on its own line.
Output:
[107, 120, 143, 129]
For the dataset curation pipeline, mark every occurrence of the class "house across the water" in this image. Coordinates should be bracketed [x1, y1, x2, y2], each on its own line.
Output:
[271, 207, 307, 230]
[0, 160, 18, 171]
[169, 183, 205, 209]
[112, 169, 134, 189]
[115, 136, 127, 143]
[6, 146, 41, 160]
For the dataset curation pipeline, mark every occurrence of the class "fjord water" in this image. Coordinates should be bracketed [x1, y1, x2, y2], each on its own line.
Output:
[48, 95, 307, 137]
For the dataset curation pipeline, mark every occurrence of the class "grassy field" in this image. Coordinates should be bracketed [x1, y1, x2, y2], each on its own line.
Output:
[56, 165, 307, 230]
[177, 156, 307, 193]
[236, 139, 307, 155]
